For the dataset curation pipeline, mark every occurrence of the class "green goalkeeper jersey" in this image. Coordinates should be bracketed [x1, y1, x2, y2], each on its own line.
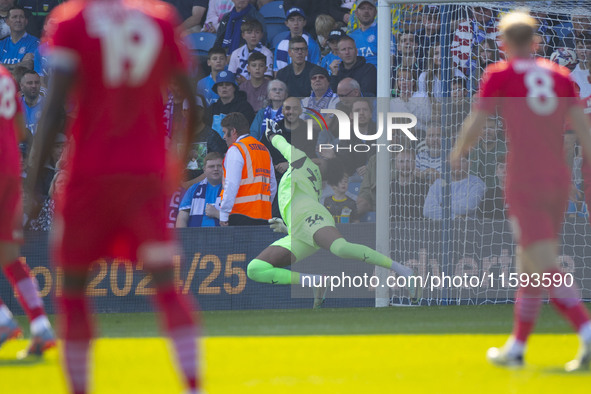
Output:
[271, 134, 323, 228]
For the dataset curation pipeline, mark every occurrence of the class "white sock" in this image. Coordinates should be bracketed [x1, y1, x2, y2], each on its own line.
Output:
[579, 321, 591, 344]
[506, 336, 525, 357]
[300, 274, 323, 287]
[390, 261, 413, 277]
[0, 305, 13, 325]
[30, 315, 51, 336]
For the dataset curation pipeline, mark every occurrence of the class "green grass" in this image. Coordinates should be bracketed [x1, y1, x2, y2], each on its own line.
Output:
[13, 304, 581, 337]
[3, 305, 591, 393]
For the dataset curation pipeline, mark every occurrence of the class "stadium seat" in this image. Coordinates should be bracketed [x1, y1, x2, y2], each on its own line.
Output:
[185, 32, 217, 56]
[259, 1, 285, 23]
[268, 25, 290, 50]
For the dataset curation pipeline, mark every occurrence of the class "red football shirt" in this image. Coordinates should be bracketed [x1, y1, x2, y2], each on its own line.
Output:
[476, 58, 578, 192]
[0, 65, 23, 176]
[45, 0, 187, 180]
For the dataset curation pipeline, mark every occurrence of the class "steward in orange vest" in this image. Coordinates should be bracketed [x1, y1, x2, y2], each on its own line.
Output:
[219, 113, 276, 226]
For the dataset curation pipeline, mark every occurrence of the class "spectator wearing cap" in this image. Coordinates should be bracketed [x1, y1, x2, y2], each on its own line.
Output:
[214, 0, 267, 55]
[283, 0, 329, 38]
[273, 7, 321, 73]
[348, 0, 395, 67]
[204, 70, 255, 140]
[301, 66, 339, 115]
[329, 35, 376, 96]
[320, 29, 343, 75]
[276, 36, 316, 98]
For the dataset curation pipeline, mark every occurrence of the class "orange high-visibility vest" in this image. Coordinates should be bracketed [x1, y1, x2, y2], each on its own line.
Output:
[222, 135, 272, 220]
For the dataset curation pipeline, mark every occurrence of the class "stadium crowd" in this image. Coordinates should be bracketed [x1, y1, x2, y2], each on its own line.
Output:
[7, 0, 591, 229]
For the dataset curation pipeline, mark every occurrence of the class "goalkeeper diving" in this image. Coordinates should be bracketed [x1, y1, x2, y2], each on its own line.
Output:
[246, 119, 415, 308]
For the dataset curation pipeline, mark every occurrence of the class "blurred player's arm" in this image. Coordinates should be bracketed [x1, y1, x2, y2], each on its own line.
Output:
[169, 72, 198, 168]
[27, 68, 72, 193]
[176, 210, 190, 227]
[450, 109, 488, 167]
[14, 112, 30, 143]
[569, 106, 591, 162]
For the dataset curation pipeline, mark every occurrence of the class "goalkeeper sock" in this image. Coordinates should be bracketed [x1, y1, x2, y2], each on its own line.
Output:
[547, 269, 590, 332]
[512, 284, 542, 343]
[329, 238, 412, 277]
[247, 259, 298, 285]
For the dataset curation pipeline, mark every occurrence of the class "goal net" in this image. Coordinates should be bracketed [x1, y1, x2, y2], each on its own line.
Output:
[375, 1, 591, 306]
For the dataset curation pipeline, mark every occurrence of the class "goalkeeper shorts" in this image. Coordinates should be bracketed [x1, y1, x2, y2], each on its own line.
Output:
[271, 200, 335, 262]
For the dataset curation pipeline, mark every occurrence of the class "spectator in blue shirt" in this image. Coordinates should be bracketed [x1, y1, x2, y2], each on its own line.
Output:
[176, 152, 224, 228]
[320, 29, 343, 75]
[19, 69, 43, 135]
[347, 0, 394, 67]
[197, 47, 227, 107]
[273, 7, 320, 72]
[0, 6, 38, 72]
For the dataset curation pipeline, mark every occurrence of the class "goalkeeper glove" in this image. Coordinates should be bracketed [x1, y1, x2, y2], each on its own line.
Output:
[265, 119, 282, 142]
[268, 217, 288, 234]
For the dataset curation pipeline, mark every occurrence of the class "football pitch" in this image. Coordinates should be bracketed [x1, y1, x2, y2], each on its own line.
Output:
[1, 305, 590, 393]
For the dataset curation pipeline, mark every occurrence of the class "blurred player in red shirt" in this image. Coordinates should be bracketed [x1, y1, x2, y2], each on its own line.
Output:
[0, 65, 56, 356]
[28, 0, 200, 392]
[452, 10, 591, 371]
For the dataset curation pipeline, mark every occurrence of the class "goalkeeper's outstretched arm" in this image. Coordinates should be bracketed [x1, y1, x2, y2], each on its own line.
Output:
[266, 119, 309, 165]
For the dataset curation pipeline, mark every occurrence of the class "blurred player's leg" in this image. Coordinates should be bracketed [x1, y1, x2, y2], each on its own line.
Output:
[143, 243, 199, 393]
[0, 296, 23, 347]
[488, 246, 542, 367]
[60, 270, 94, 394]
[0, 242, 55, 355]
[546, 268, 591, 371]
